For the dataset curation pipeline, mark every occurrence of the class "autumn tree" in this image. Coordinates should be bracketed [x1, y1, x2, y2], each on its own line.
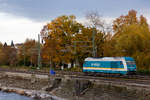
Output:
[18, 39, 38, 67]
[1, 42, 17, 66]
[85, 11, 106, 57]
[113, 10, 150, 55]
[102, 33, 116, 56]
[39, 10, 150, 71]
[113, 10, 138, 36]
[41, 38, 57, 67]
[112, 9, 150, 70]
[41, 15, 83, 67]
[0, 42, 5, 65]
[73, 26, 105, 65]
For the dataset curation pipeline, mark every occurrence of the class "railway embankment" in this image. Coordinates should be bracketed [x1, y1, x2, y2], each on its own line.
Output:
[0, 71, 150, 100]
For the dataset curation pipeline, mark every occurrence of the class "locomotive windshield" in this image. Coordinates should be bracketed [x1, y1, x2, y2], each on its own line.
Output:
[126, 61, 136, 67]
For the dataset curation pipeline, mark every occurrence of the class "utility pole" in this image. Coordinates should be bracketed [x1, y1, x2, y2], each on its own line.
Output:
[37, 34, 41, 69]
[73, 41, 92, 67]
[23, 46, 25, 66]
[49, 56, 52, 70]
[73, 41, 79, 67]
[92, 28, 96, 57]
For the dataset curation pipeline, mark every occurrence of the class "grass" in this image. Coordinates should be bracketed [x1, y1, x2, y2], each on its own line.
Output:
[137, 69, 150, 75]
[0, 65, 83, 73]
[0, 65, 50, 72]
[63, 66, 82, 72]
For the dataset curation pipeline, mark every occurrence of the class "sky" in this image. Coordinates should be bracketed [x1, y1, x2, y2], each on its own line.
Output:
[0, 0, 150, 44]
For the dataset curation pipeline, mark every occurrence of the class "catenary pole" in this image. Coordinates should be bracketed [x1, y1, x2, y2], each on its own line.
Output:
[92, 28, 96, 57]
[37, 34, 41, 69]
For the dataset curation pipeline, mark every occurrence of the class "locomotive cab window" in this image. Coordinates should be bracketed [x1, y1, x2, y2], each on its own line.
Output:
[126, 61, 136, 67]
[127, 61, 135, 65]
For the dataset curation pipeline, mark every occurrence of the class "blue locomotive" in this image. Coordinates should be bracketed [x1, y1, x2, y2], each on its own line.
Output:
[83, 57, 136, 75]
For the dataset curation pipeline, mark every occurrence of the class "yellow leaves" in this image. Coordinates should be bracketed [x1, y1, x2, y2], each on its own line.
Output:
[113, 9, 139, 35]
[113, 9, 150, 46]
[40, 15, 83, 64]
[110, 11, 150, 72]
[42, 55, 49, 59]
[39, 10, 150, 70]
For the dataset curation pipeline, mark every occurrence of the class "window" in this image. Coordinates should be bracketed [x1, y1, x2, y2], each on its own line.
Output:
[127, 61, 135, 65]
[126, 61, 136, 67]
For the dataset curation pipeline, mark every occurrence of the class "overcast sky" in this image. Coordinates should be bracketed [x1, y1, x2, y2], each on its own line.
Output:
[0, 0, 150, 44]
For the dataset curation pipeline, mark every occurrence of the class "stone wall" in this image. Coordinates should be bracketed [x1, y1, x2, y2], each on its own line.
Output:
[1, 72, 150, 100]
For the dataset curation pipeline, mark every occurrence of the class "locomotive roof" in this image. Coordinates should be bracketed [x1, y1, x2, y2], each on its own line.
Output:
[85, 57, 134, 61]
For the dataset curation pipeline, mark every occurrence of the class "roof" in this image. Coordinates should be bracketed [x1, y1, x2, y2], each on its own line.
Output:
[84, 57, 134, 61]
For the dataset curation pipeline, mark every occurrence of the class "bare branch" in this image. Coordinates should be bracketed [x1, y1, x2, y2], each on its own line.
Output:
[85, 11, 104, 28]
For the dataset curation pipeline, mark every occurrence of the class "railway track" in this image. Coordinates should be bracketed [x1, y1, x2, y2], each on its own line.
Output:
[0, 67, 84, 76]
[0, 67, 150, 84]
